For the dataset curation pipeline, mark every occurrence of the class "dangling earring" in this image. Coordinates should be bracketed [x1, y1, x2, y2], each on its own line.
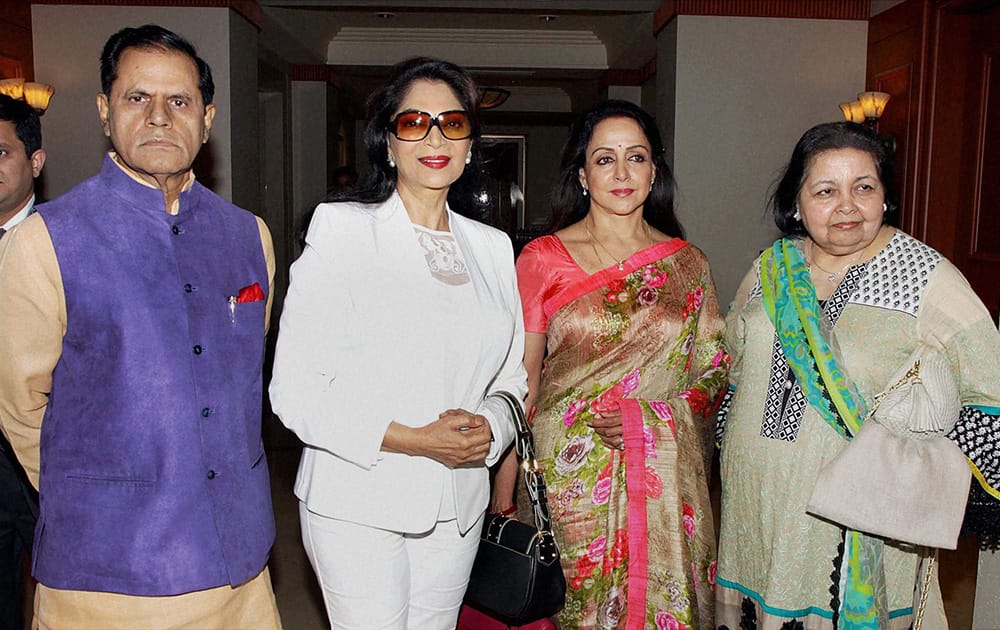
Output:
[793, 207, 801, 221]
[465, 149, 472, 165]
[387, 153, 396, 169]
[582, 187, 589, 197]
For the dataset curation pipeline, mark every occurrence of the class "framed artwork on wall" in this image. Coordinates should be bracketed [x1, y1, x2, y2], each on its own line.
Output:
[481, 134, 526, 230]
[450, 134, 527, 241]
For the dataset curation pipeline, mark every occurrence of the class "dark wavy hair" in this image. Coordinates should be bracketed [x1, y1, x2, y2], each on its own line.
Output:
[328, 57, 481, 205]
[100, 24, 215, 106]
[771, 121, 897, 236]
[0, 94, 41, 156]
[548, 99, 684, 238]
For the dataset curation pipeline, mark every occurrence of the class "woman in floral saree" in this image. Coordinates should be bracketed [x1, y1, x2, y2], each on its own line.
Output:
[492, 101, 729, 629]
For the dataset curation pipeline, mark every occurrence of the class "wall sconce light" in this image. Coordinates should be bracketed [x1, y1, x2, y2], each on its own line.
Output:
[478, 87, 510, 110]
[858, 91, 890, 120]
[0, 78, 25, 101]
[0, 77, 55, 114]
[23, 82, 55, 113]
[839, 91, 890, 128]
[839, 100, 866, 124]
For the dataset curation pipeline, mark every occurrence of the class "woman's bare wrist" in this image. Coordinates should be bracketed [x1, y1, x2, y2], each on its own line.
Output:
[495, 503, 517, 516]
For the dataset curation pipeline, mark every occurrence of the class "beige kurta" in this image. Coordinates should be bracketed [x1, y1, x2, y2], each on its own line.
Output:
[716, 232, 1000, 630]
[33, 568, 281, 630]
[0, 156, 281, 629]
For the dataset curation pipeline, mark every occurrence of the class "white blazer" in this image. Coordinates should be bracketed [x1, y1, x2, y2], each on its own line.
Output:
[269, 193, 527, 534]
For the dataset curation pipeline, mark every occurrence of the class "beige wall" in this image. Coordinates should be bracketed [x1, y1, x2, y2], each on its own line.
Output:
[31, 5, 246, 204]
[607, 85, 642, 106]
[660, 15, 868, 307]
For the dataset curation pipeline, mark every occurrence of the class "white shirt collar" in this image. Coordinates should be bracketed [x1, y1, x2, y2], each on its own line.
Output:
[1, 195, 35, 231]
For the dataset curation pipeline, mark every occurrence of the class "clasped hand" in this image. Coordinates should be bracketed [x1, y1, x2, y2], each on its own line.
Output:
[420, 409, 492, 468]
[589, 408, 625, 451]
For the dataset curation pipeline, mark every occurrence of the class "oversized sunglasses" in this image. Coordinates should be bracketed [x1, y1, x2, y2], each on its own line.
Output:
[388, 109, 472, 142]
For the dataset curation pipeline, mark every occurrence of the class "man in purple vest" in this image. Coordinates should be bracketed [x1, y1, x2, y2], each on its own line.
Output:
[0, 25, 281, 628]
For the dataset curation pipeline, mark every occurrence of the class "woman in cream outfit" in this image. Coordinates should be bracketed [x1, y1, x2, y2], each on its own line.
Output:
[269, 58, 527, 630]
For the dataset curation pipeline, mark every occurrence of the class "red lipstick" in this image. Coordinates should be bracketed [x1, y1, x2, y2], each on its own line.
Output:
[419, 156, 451, 169]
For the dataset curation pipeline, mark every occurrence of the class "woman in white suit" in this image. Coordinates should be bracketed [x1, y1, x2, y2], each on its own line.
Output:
[269, 57, 527, 630]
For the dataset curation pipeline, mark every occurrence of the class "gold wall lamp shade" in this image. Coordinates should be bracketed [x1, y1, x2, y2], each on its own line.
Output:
[0, 78, 25, 101]
[857, 91, 891, 119]
[839, 100, 866, 124]
[0, 78, 56, 114]
[840, 91, 890, 128]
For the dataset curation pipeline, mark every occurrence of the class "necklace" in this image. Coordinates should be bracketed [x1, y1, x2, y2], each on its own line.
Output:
[586, 218, 652, 271]
[806, 239, 863, 284]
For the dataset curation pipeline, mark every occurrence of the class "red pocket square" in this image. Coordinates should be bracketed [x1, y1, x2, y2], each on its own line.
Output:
[236, 282, 264, 304]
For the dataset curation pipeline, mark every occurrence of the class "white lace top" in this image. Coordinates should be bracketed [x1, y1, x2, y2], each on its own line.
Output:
[413, 224, 471, 286]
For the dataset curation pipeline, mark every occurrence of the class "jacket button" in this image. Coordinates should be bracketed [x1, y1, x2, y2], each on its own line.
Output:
[171, 225, 180, 235]
[193, 345, 203, 355]
[184, 283, 193, 293]
[207, 470, 217, 479]
[201, 407, 212, 417]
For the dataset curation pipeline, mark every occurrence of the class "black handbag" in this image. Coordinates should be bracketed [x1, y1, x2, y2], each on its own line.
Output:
[464, 390, 566, 626]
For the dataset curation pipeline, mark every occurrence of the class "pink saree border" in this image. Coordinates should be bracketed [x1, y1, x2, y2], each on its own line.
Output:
[541, 239, 689, 322]
[620, 398, 649, 630]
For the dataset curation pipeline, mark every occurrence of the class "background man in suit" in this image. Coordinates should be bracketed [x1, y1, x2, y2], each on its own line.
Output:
[0, 90, 45, 630]
[0, 93, 45, 231]
[0, 25, 281, 628]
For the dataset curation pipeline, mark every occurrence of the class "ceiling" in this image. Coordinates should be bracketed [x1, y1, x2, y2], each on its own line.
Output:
[257, 1, 902, 117]
[258, 1, 662, 116]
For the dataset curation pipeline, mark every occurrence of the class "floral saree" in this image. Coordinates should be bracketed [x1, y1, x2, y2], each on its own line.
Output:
[516, 235, 729, 629]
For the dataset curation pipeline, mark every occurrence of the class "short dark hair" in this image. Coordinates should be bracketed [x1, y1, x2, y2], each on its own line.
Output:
[100, 24, 215, 106]
[330, 57, 481, 205]
[0, 93, 41, 157]
[549, 99, 684, 238]
[771, 121, 898, 236]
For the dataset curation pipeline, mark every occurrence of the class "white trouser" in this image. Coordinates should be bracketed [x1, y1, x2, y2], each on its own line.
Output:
[299, 502, 483, 630]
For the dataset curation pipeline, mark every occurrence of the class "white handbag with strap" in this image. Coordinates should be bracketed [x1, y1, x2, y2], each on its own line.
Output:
[807, 345, 971, 550]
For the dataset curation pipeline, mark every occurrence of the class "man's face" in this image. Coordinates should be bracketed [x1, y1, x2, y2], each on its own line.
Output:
[96, 47, 215, 190]
[0, 119, 44, 222]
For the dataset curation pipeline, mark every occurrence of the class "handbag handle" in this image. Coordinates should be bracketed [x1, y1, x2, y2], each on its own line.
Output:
[912, 553, 935, 630]
[489, 391, 553, 533]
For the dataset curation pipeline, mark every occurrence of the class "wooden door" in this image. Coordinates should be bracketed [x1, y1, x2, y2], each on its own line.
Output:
[868, 0, 1000, 321]
[943, 1, 1000, 321]
[867, 0, 925, 236]
[0, 0, 32, 81]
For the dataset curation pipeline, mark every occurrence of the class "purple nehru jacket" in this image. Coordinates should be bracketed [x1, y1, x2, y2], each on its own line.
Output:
[34, 155, 274, 596]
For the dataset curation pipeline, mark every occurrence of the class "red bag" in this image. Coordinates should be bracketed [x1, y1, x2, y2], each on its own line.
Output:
[458, 605, 557, 630]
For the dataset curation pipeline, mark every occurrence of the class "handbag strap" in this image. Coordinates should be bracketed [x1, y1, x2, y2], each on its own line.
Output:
[490, 391, 553, 533]
[912, 553, 935, 630]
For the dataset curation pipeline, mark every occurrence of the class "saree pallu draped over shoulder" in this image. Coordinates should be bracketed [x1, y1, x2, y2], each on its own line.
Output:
[516, 237, 729, 629]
